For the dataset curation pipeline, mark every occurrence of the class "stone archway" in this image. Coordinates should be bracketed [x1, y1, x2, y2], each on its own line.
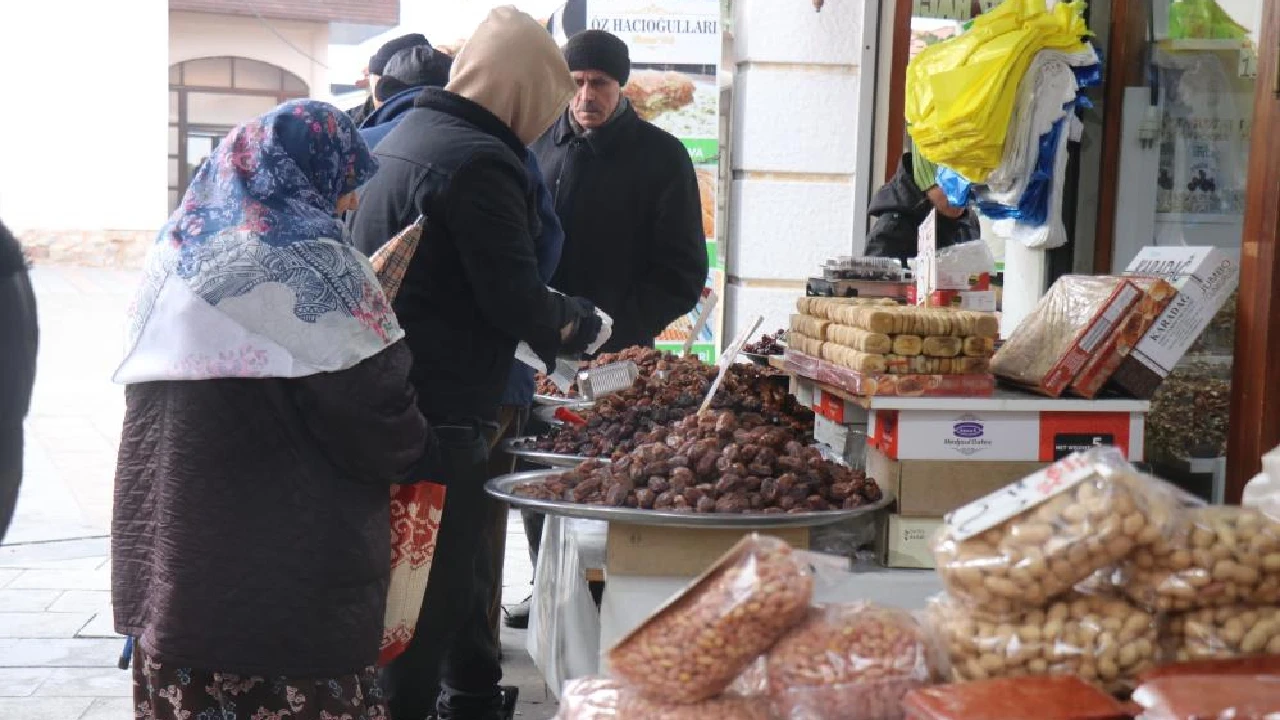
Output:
[168, 57, 309, 211]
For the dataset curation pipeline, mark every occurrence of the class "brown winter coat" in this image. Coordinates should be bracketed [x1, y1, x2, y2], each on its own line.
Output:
[112, 341, 430, 677]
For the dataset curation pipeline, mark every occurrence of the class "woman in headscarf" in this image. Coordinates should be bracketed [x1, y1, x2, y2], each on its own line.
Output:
[112, 99, 431, 720]
[0, 218, 38, 542]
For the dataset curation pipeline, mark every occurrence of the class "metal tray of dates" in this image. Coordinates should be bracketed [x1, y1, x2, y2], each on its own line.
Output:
[501, 436, 606, 468]
[487, 469, 894, 529]
[533, 393, 583, 407]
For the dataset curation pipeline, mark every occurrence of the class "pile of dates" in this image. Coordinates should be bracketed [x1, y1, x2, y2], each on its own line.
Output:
[513, 411, 880, 514]
[527, 358, 812, 457]
[535, 346, 672, 398]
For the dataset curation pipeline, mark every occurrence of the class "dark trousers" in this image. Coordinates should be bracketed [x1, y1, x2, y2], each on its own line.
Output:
[383, 420, 503, 720]
[485, 407, 527, 642]
[0, 424, 21, 541]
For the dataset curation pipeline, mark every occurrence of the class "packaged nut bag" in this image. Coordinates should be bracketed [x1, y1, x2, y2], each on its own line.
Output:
[1119, 505, 1280, 612]
[554, 677, 771, 720]
[930, 593, 1158, 694]
[765, 603, 941, 720]
[607, 534, 814, 703]
[1169, 605, 1280, 661]
[931, 447, 1179, 617]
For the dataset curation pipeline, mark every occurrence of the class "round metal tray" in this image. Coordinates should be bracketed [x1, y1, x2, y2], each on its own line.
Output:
[533, 393, 584, 407]
[501, 437, 607, 468]
[743, 351, 782, 367]
[486, 468, 894, 529]
[531, 400, 594, 425]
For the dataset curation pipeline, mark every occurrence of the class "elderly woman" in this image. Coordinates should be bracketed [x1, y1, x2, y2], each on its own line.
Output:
[112, 99, 430, 720]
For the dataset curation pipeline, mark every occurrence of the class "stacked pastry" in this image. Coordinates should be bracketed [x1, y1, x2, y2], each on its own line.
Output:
[790, 298, 999, 375]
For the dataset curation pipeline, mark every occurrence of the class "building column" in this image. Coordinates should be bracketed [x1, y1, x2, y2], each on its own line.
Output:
[726, 0, 878, 336]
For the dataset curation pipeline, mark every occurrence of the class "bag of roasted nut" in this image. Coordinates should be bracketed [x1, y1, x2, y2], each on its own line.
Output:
[554, 677, 772, 720]
[931, 447, 1181, 617]
[1168, 605, 1280, 661]
[1118, 505, 1280, 612]
[929, 592, 1158, 694]
[765, 603, 942, 720]
[607, 534, 814, 703]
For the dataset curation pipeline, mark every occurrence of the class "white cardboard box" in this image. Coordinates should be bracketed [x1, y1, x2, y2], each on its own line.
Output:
[1112, 246, 1240, 397]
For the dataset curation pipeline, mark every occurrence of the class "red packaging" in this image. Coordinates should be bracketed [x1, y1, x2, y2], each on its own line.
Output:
[1133, 675, 1280, 720]
[903, 676, 1127, 720]
[1070, 277, 1177, 399]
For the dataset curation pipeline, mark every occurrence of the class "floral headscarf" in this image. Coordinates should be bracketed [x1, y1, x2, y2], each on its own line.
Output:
[114, 100, 402, 383]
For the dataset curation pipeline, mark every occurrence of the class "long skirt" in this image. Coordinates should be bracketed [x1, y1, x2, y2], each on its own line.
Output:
[131, 644, 388, 720]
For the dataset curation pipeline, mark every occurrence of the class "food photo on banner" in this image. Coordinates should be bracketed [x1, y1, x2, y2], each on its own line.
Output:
[551, 0, 726, 361]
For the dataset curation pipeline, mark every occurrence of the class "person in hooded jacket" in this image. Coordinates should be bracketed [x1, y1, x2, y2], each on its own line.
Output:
[0, 219, 37, 542]
[360, 45, 454, 150]
[347, 9, 605, 720]
[864, 146, 979, 262]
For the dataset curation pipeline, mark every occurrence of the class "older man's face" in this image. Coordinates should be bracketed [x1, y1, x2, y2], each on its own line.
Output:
[571, 70, 622, 129]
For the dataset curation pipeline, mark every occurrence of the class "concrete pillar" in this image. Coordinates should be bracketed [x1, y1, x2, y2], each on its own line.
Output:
[726, 0, 878, 338]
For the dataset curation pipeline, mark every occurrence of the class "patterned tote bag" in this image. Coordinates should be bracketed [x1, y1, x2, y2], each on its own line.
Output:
[369, 216, 447, 666]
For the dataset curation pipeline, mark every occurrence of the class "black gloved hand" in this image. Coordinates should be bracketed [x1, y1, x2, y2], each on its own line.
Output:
[561, 296, 603, 358]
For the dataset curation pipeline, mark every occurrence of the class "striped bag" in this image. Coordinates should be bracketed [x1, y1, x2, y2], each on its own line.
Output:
[368, 216, 446, 666]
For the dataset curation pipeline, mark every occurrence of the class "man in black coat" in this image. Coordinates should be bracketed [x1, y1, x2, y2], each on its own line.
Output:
[531, 29, 708, 353]
[347, 33, 432, 127]
[0, 219, 38, 541]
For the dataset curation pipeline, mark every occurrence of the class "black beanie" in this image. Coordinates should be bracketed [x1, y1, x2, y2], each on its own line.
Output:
[369, 33, 430, 75]
[563, 30, 631, 86]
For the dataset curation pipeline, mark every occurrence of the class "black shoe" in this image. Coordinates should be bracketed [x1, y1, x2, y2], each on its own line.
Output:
[502, 596, 531, 629]
[501, 686, 518, 720]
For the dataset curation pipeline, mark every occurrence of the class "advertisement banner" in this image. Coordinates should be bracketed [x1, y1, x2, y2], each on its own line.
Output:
[585, 0, 725, 362]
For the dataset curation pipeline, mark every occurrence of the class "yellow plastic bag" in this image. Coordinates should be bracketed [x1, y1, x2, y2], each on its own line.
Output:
[906, 0, 1091, 182]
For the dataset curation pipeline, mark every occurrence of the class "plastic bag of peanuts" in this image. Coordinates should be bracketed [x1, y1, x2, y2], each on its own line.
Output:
[1168, 605, 1280, 661]
[931, 447, 1181, 617]
[607, 534, 814, 703]
[764, 603, 942, 720]
[554, 677, 772, 720]
[929, 593, 1158, 694]
[1118, 505, 1280, 612]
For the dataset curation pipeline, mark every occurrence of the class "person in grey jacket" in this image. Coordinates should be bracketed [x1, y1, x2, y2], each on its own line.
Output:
[0, 219, 37, 541]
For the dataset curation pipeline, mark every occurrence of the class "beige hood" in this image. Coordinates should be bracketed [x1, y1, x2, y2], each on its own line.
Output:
[446, 6, 576, 145]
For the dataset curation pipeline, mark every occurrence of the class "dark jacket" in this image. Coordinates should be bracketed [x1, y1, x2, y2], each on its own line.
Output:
[359, 86, 422, 150]
[112, 342, 428, 676]
[348, 97, 374, 128]
[1, 220, 37, 540]
[531, 105, 707, 353]
[348, 88, 578, 421]
[864, 152, 979, 262]
[500, 152, 564, 408]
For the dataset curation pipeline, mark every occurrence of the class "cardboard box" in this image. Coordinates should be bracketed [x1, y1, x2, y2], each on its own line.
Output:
[1070, 277, 1177, 399]
[1109, 247, 1241, 399]
[867, 446, 1045, 517]
[881, 515, 943, 569]
[907, 287, 998, 311]
[869, 407, 1144, 462]
[605, 523, 810, 577]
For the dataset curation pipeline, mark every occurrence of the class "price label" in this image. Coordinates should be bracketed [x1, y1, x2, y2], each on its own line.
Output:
[945, 450, 1118, 540]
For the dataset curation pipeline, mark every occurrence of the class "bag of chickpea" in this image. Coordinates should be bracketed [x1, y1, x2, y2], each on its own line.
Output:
[930, 447, 1180, 617]
[1119, 505, 1280, 612]
[929, 593, 1158, 694]
[607, 534, 814, 704]
[1168, 605, 1280, 661]
[555, 677, 772, 720]
[765, 603, 943, 720]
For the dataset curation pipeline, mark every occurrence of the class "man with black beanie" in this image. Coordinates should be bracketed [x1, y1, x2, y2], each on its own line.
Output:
[531, 29, 706, 353]
[0, 218, 38, 542]
[347, 33, 431, 126]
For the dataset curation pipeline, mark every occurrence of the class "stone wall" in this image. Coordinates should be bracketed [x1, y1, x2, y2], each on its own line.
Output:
[18, 230, 154, 269]
[726, 0, 876, 338]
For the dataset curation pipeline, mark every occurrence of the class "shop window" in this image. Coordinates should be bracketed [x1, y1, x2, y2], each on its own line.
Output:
[167, 57, 309, 212]
[1095, 0, 1262, 501]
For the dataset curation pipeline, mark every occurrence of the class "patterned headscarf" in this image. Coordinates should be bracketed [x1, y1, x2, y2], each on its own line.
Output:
[114, 99, 402, 383]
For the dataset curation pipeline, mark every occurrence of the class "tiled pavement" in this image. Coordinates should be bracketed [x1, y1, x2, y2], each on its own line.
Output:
[1, 266, 554, 720]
